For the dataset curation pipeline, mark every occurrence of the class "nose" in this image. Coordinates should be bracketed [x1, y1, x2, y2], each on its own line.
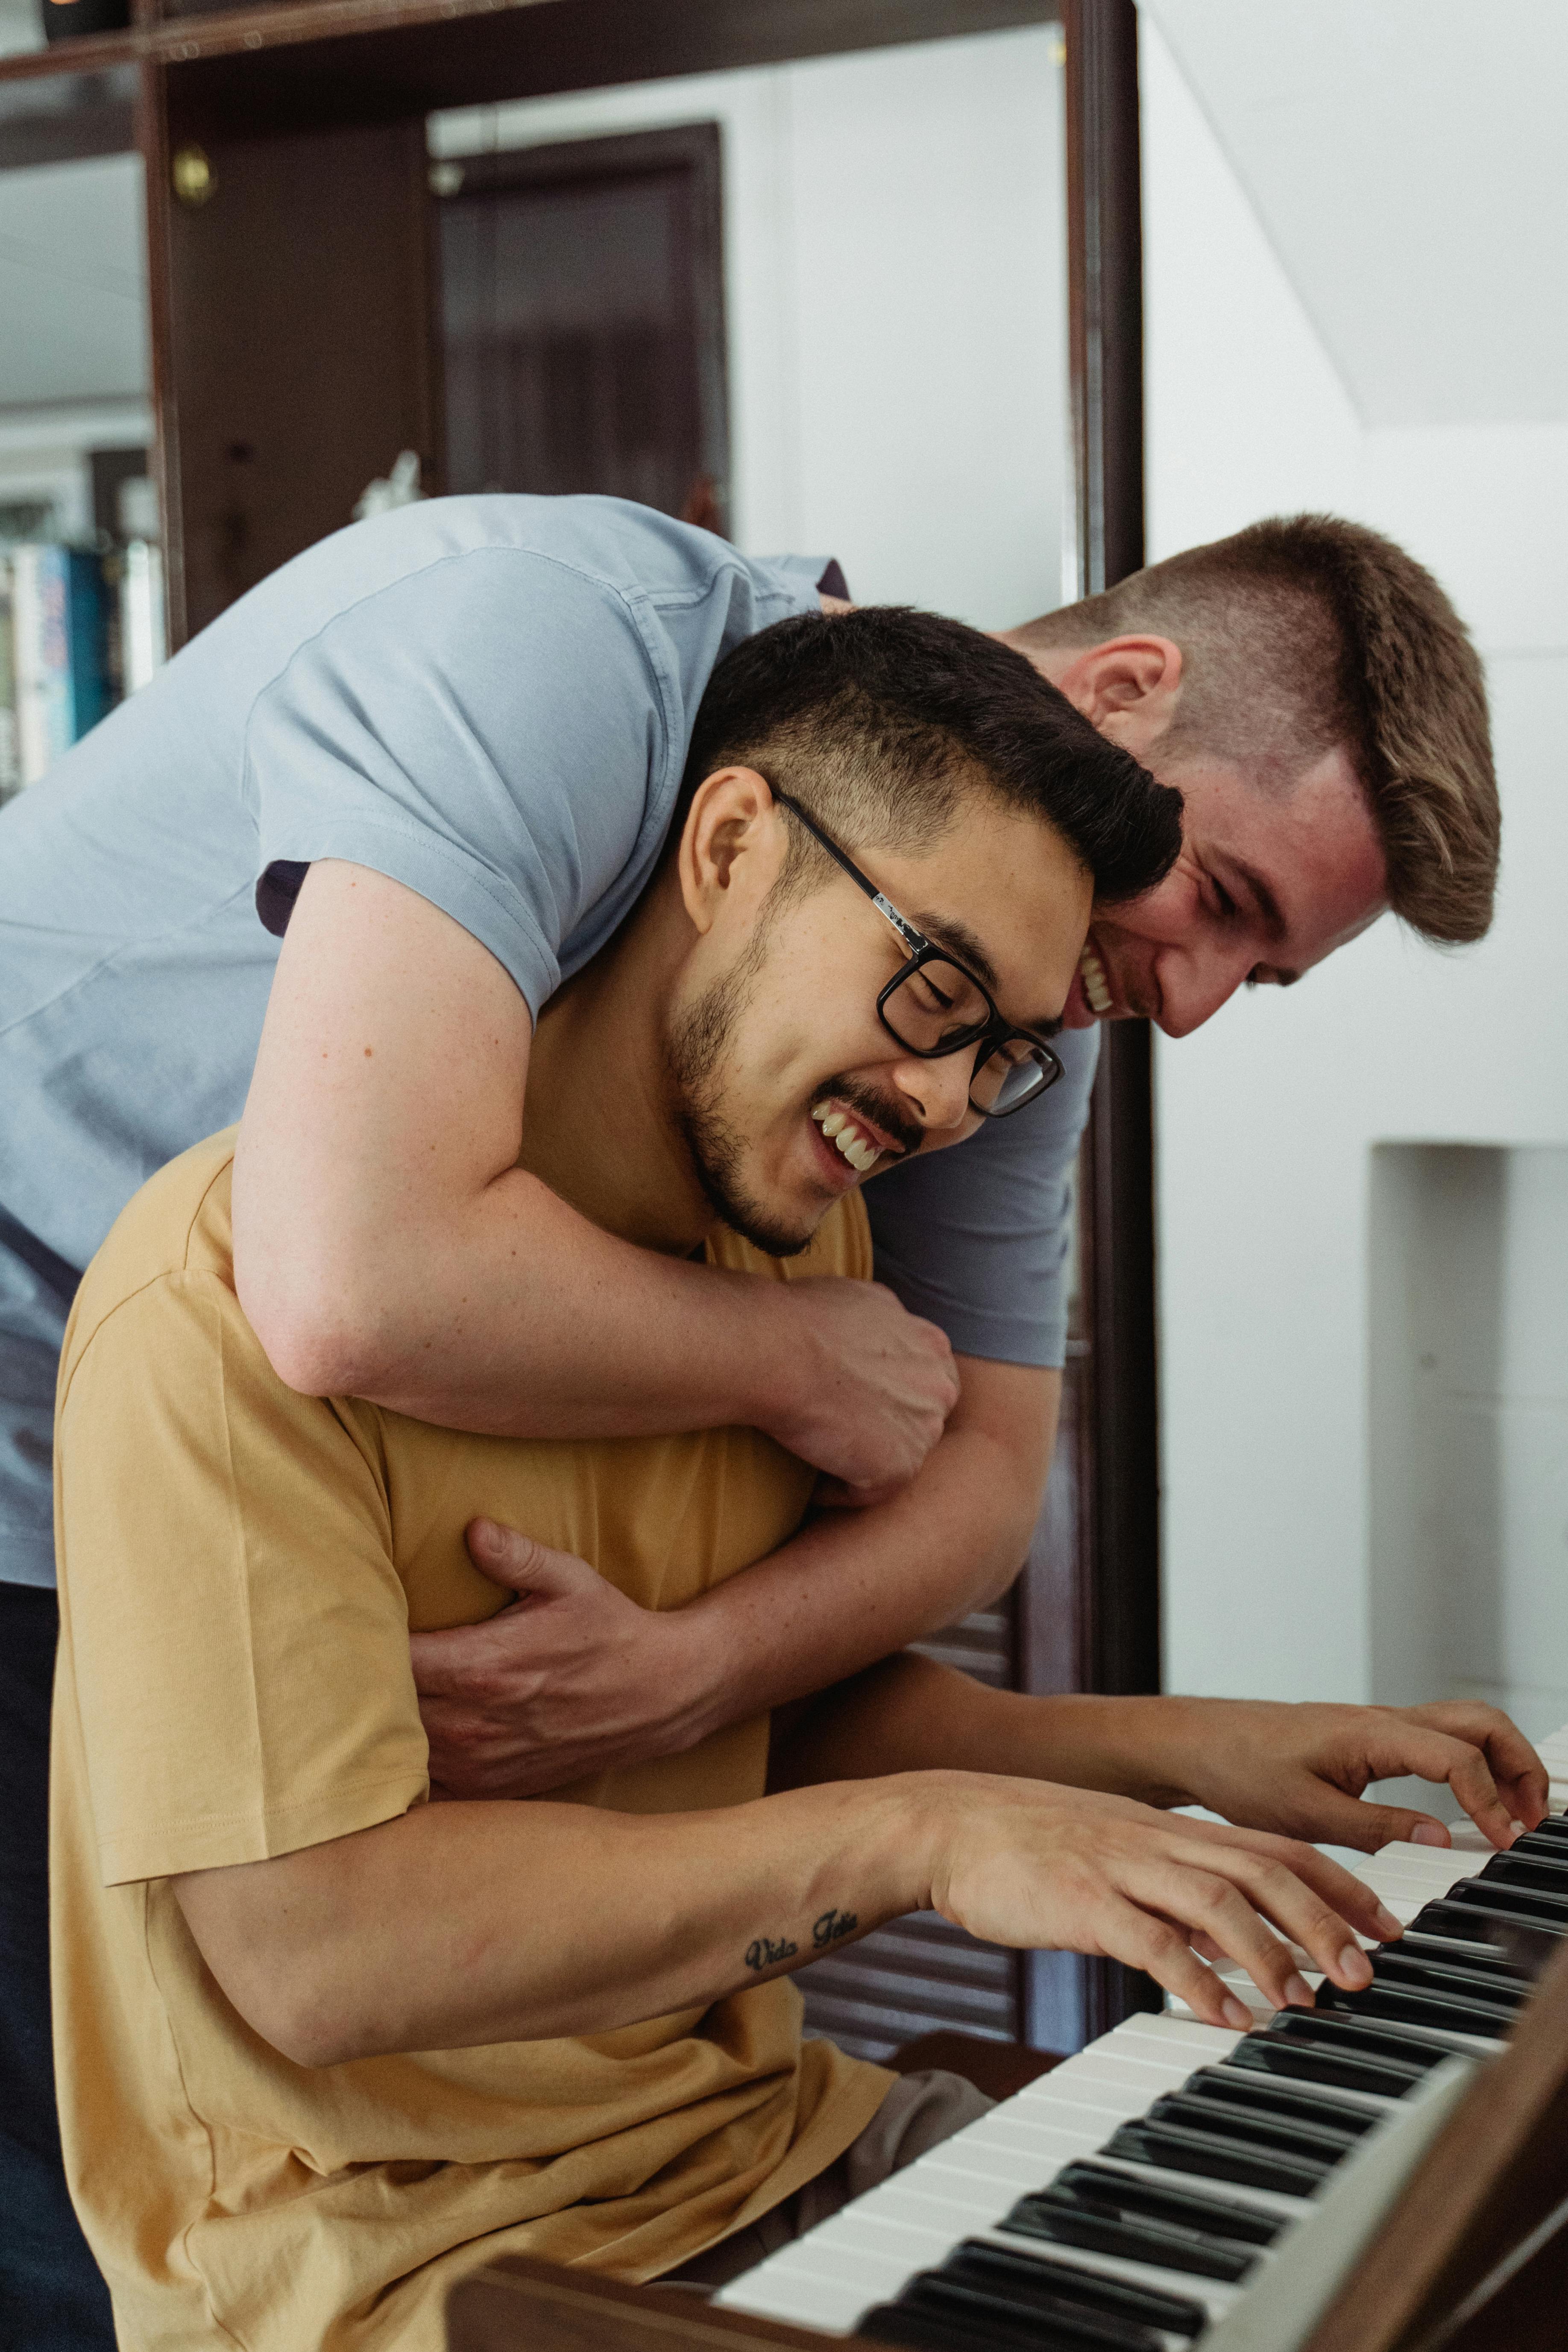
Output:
[890, 1050, 975, 1138]
[1155, 947, 1256, 1040]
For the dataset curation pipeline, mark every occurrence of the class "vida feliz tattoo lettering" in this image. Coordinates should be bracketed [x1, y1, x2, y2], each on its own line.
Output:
[812, 1906, 859, 1949]
[743, 1908, 859, 1973]
[744, 1933, 799, 1973]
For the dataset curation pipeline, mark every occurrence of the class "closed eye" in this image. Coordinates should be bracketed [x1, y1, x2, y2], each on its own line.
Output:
[914, 969, 957, 1013]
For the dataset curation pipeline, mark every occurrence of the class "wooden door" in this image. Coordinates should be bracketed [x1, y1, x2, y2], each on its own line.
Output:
[434, 126, 729, 533]
[145, 73, 440, 645]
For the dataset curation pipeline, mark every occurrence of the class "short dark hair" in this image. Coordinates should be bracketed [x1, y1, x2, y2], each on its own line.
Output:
[680, 605, 1182, 904]
[1016, 516, 1498, 942]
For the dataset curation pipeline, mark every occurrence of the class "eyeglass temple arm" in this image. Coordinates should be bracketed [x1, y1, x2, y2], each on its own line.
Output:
[770, 792, 926, 953]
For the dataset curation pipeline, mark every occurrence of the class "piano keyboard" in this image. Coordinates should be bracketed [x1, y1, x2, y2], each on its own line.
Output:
[716, 1729, 1568, 2351]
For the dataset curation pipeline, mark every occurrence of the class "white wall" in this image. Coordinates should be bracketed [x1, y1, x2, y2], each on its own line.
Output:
[1142, 11, 1568, 1749]
[1370, 1145, 1568, 1748]
[431, 25, 1070, 631]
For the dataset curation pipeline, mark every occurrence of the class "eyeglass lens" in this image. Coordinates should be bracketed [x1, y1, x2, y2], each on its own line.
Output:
[880, 957, 992, 1051]
[968, 1041, 1056, 1114]
[881, 964, 1054, 1116]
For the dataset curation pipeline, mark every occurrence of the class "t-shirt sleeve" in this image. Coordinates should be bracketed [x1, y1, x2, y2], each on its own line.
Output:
[862, 1025, 1099, 1369]
[243, 549, 672, 1018]
[56, 1274, 429, 1887]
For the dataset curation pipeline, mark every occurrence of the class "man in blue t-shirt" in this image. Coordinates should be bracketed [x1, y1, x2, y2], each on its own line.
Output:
[0, 497, 1511, 2344]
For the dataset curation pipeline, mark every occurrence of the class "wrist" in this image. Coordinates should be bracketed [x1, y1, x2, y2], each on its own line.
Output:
[1114, 1694, 1215, 1809]
[735, 1279, 837, 1452]
[888, 1769, 981, 1916]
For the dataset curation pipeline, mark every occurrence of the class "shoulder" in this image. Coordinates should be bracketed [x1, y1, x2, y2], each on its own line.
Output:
[62, 1131, 240, 1379]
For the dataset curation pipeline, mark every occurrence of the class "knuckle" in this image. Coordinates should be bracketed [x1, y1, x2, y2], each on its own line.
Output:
[1139, 1923, 1190, 1971]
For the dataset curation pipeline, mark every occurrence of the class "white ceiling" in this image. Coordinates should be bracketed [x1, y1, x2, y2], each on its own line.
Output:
[1142, 0, 1568, 428]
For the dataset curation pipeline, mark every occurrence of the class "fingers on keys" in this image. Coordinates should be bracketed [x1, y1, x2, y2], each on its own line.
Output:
[1106, 1843, 1377, 2027]
[1404, 1703, 1549, 1840]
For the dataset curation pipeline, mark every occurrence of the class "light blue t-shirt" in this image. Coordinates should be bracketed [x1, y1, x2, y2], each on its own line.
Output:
[0, 494, 1097, 1588]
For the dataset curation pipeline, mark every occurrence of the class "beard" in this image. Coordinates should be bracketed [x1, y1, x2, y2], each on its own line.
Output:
[665, 950, 927, 1261]
[665, 945, 820, 1260]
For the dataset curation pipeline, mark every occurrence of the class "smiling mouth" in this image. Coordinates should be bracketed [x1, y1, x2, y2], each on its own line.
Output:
[1079, 940, 1114, 1017]
[809, 1102, 888, 1176]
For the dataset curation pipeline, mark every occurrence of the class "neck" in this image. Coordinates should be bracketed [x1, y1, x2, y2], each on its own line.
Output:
[519, 879, 717, 1257]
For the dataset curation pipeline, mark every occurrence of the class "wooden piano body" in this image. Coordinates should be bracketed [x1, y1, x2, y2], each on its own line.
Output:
[447, 1809, 1568, 2352]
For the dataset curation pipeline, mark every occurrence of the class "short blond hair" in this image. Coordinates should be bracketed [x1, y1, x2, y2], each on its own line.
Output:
[1017, 516, 1498, 943]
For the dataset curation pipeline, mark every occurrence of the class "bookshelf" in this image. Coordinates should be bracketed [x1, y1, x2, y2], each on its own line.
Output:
[1, 0, 1161, 2050]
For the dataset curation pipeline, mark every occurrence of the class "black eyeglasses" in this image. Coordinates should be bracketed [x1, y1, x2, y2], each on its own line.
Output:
[771, 792, 1065, 1118]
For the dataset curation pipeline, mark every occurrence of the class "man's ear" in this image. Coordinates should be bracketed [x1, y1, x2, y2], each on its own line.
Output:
[1052, 636, 1184, 754]
[677, 768, 787, 937]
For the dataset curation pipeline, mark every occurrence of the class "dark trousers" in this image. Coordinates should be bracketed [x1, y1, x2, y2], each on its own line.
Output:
[0, 1584, 116, 2351]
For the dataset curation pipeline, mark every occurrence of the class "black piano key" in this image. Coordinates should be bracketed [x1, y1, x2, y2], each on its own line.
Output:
[1180, 2067, 1377, 2138]
[1399, 1925, 1535, 1973]
[1517, 1812, 1568, 1845]
[1412, 1896, 1566, 1945]
[1000, 2191, 1258, 2284]
[941, 2243, 1208, 2340]
[1027, 2160, 1284, 2246]
[1314, 1977, 1515, 2037]
[1225, 2030, 1427, 2099]
[1481, 1849, 1568, 1893]
[1103, 2116, 1331, 2198]
[857, 2298, 1051, 2352]
[860, 2270, 1166, 2352]
[1370, 1945, 1530, 2005]
[1267, 2009, 1448, 2070]
[1445, 1880, 1568, 1926]
[1145, 2089, 1358, 2163]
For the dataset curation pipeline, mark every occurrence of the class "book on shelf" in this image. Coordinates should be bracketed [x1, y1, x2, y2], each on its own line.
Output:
[0, 539, 166, 804]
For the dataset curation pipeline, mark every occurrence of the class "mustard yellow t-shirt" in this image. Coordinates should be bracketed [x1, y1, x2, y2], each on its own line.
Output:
[51, 1130, 891, 2352]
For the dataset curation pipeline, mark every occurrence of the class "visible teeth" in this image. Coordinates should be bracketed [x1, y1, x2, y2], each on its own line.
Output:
[813, 1103, 883, 1175]
[1079, 943, 1113, 1015]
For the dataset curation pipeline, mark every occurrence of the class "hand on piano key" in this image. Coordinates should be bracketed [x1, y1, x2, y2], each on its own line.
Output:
[923, 1786, 1402, 2030]
[717, 1750, 1568, 2349]
[1133, 1696, 1550, 1855]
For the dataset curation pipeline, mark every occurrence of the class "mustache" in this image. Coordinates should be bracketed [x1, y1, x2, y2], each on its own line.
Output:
[810, 1074, 925, 1161]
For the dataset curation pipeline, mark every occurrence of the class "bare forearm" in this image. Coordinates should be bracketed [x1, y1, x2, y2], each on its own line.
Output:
[677, 1362, 1059, 1744]
[774, 1651, 1190, 1805]
[271, 1164, 796, 1442]
[175, 1784, 927, 2067]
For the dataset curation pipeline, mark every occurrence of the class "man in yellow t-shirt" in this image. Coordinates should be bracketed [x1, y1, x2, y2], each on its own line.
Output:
[51, 610, 1532, 2351]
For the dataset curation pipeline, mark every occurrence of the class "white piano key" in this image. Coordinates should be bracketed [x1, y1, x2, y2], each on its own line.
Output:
[909, 2129, 1102, 2196]
[1011, 2079, 1165, 2131]
[759, 2239, 915, 2300]
[849, 2172, 1016, 2237]
[1027, 2050, 1202, 2108]
[717, 2265, 865, 2331]
[1374, 1840, 1486, 1883]
[944, 2121, 1110, 2182]
[1113, 2014, 1245, 2063]
[803, 2208, 957, 2270]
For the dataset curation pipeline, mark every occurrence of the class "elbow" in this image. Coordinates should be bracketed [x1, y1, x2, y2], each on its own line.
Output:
[235, 1253, 402, 1401]
[236, 1971, 376, 2071]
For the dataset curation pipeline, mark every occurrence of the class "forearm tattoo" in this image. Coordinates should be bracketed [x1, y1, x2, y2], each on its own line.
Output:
[812, 1906, 859, 1948]
[743, 1906, 860, 1974]
[744, 1933, 799, 1971]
